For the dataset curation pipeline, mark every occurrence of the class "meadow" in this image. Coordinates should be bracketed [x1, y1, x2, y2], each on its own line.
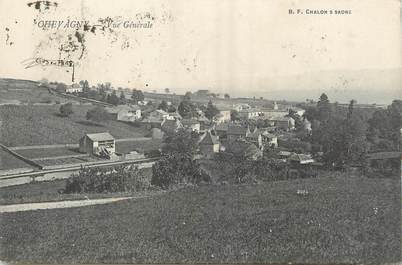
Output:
[0, 79, 69, 105]
[0, 175, 400, 264]
[15, 147, 82, 159]
[0, 105, 149, 146]
[0, 149, 34, 170]
[115, 139, 163, 154]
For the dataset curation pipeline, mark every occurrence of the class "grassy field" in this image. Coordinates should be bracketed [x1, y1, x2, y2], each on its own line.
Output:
[0, 105, 149, 146]
[0, 79, 69, 105]
[116, 139, 163, 154]
[0, 175, 400, 264]
[0, 149, 34, 170]
[15, 147, 82, 159]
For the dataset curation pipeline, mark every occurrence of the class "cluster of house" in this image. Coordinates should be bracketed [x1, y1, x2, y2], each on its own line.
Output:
[197, 122, 281, 159]
[214, 102, 303, 130]
[140, 101, 304, 133]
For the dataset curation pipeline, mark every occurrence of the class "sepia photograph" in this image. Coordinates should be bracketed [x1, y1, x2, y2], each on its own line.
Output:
[0, 0, 401, 264]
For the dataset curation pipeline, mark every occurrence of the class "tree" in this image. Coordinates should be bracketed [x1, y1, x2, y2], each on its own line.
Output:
[318, 100, 368, 169]
[183, 91, 192, 101]
[56, 83, 67, 92]
[230, 110, 240, 121]
[131, 89, 144, 103]
[168, 105, 177, 113]
[152, 129, 207, 189]
[178, 100, 197, 119]
[59, 102, 73, 117]
[119, 91, 126, 103]
[317, 93, 332, 122]
[158, 100, 169, 112]
[162, 129, 199, 155]
[107, 90, 120, 105]
[79, 80, 89, 92]
[367, 100, 401, 151]
[104, 82, 112, 90]
[204, 100, 219, 120]
[224, 93, 230, 99]
[164, 88, 170, 94]
[86, 107, 110, 123]
[286, 109, 303, 131]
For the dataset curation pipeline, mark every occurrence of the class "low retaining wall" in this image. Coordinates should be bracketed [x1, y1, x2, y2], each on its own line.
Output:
[9, 144, 79, 151]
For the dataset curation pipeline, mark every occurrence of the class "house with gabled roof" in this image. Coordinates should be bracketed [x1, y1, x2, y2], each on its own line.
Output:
[269, 117, 295, 131]
[65, 83, 83, 93]
[182, 119, 201, 132]
[238, 108, 262, 120]
[79, 132, 115, 156]
[227, 124, 250, 141]
[214, 122, 229, 138]
[246, 128, 263, 149]
[105, 105, 141, 121]
[161, 119, 183, 134]
[199, 131, 220, 158]
[260, 130, 278, 148]
[141, 109, 170, 128]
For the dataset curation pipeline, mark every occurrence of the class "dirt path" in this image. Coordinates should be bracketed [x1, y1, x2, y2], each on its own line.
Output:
[0, 197, 133, 213]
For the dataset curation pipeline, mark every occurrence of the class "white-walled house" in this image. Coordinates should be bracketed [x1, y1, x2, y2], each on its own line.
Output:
[79, 132, 115, 156]
[105, 105, 142, 121]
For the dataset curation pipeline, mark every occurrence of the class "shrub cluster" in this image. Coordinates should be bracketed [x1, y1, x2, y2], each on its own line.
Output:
[64, 165, 150, 193]
[151, 153, 210, 189]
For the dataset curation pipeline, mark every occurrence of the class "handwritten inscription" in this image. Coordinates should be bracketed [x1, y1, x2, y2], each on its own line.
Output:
[34, 18, 153, 30]
[22, 58, 74, 69]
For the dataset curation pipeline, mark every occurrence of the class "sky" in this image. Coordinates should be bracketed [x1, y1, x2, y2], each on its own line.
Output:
[0, 0, 400, 104]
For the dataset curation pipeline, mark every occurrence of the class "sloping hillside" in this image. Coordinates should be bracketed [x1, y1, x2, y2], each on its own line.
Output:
[0, 105, 148, 146]
[0, 175, 399, 263]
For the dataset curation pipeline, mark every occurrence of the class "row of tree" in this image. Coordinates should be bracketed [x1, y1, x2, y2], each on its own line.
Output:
[303, 93, 401, 169]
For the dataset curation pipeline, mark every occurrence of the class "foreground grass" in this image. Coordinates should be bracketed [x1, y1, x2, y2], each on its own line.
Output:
[0, 175, 400, 264]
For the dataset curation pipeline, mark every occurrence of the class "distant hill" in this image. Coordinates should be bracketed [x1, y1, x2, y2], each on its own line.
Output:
[0, 78, 39, 89]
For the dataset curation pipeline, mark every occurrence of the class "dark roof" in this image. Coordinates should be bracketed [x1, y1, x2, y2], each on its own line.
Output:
[215, 123, 229, 131]
[161, 119, 183, 132]
[368, 152, 401, 160]
[199, 131, 219, 145]
[247, 128, 261, 139]
[227, 125, 249, 135]
[85, 132, 114, 142]
[224, 140, 261, 158]
[269, 117, 294, 122]
[278, 151, 293, 157]
[182, 119, 200, 126]
[289, 154, 314, 163]
[260, 130, 276, 138]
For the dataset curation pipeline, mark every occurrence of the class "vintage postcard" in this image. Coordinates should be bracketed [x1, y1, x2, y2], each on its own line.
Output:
[0, 0, 401, 264]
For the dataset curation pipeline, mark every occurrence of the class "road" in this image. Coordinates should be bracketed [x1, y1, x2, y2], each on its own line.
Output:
[0, 197, 133, 213]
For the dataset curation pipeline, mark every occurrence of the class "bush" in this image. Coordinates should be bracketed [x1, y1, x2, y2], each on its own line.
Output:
[59, 102, 73, 117]
[64, 165, 150, 193]
[151, 153, 209, 189]
[86, 106, 110, 122]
